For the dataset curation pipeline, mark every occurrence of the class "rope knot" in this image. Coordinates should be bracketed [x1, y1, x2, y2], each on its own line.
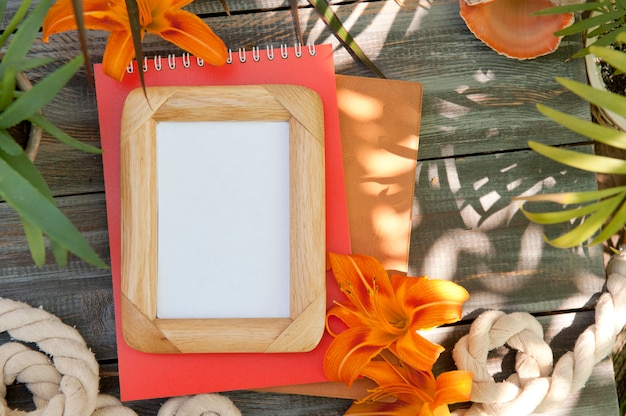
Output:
[452, 252, 626, 415]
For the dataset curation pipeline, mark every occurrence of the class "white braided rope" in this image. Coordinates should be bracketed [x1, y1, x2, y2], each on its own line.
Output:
[0, 298, 241, 416]
[451, 252, 626, 416]
[156, 394, 242, 416]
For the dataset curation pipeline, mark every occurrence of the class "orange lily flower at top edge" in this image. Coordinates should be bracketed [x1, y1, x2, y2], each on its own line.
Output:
[324, 252, 469, 386]
[344, 359, 472, 416]
[42, 0, 228, 81]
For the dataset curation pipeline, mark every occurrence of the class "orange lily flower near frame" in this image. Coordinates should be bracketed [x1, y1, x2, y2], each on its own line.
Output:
[324, 253, 470, 386]
[42, 0, 228, 81]
[345, 359, 472, 416]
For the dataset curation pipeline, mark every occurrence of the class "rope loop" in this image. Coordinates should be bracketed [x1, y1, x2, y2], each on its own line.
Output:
[0, 298, 241, 416]
[452, 251, 626, 415]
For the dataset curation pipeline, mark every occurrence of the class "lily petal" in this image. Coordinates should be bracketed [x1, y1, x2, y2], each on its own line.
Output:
[328, 252, 397, 315]
[394, 276, 469, 311]
[359, 360, 436, 404]
[149, 9, 227, 66]
[43, 0, 127, 41]
[350, 360, 472, 416]
[359, 360, 412, 387]
[327, 302, 366, 336]
[419, 371, 473, 416]
[325, 253, 470, 379]
[434, 370, 473, 407]
[392, 275, 468, 328]
[392, 329, 445, 372]
[323, 326, 396, 385]
[102, 31, 137, 81]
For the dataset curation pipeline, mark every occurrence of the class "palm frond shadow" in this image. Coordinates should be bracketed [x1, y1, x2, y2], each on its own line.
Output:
[298, 0, 429, 76]
[408, 146, 605, 314]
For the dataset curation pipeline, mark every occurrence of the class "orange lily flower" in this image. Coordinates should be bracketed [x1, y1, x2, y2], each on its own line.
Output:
[344, 359, 472, 416]
[324, 253, 469, 386]
[42, 0, 228, 81]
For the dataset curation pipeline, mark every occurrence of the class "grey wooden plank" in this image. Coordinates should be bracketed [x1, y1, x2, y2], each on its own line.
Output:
[0, 192, 116, 359]
[0, 268, 116, 359]
[408, 145, 606, 315]
[186, 0, 353, 14]
[3, 0, 308, 23]
[0, 192, 109, 268]
[22, 0, 589, 161]
[304, 0, 590, 158]
[32, 134, 104, 196]
[211, 0, 587, 158]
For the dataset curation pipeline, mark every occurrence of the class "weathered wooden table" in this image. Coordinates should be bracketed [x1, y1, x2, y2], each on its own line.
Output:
[1, 0, 621, 414]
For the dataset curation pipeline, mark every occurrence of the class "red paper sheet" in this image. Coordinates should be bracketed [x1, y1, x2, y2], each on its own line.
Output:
[95, 44, 351, 401]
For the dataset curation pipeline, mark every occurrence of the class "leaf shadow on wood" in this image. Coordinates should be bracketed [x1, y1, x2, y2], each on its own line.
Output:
[408, 146, 606, 317]
[298, 0, 432, 76]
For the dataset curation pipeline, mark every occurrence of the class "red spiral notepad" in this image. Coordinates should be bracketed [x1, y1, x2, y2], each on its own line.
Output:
[95, 44, 351, 401]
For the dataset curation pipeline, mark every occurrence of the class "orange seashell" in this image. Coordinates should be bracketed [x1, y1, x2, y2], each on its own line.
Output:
[459, 0, 575, 59]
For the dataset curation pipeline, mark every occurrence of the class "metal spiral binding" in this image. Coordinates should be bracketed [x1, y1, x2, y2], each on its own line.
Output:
[167, 54, 176, 70]
[182, 53, 191, 68]
[126, 43, 316, 73]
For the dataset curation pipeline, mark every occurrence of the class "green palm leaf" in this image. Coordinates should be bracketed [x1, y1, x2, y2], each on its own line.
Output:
[536, 104, 626, 150]
[544, 196, 621, 248]
[0, 152, 106, 268]
[590, 197, 626, 244]
[0, 0, 32, 50]
[29, 112, 101, 154]
[0, 65, 17, 113]
[0, 55, 85, 129]
[0, 0, 47, 64]
[529, 141, 626, 174]
[515, 187, 626, 204]
[589, 45, 626, 75]
[519, 198, 614, 225]
[555, 9, 624, 37]
[534, 1, 608, 15]
[21, 216, 45, 266]
[9, 57, 57, 73]
[522, 2, 626, 249]
[556, 77, 626, 119]
[0, 130, 52, 197]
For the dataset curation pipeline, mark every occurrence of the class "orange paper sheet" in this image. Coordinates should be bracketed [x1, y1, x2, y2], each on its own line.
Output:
[337, 74, 421, 274]
[263, 74, 422, 399]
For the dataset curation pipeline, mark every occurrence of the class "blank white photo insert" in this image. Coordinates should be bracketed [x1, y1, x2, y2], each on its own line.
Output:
[155, 120, 291, 320]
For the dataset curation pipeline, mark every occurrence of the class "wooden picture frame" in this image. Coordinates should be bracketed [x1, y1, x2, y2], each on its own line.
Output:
[120, 85, 326, 353]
